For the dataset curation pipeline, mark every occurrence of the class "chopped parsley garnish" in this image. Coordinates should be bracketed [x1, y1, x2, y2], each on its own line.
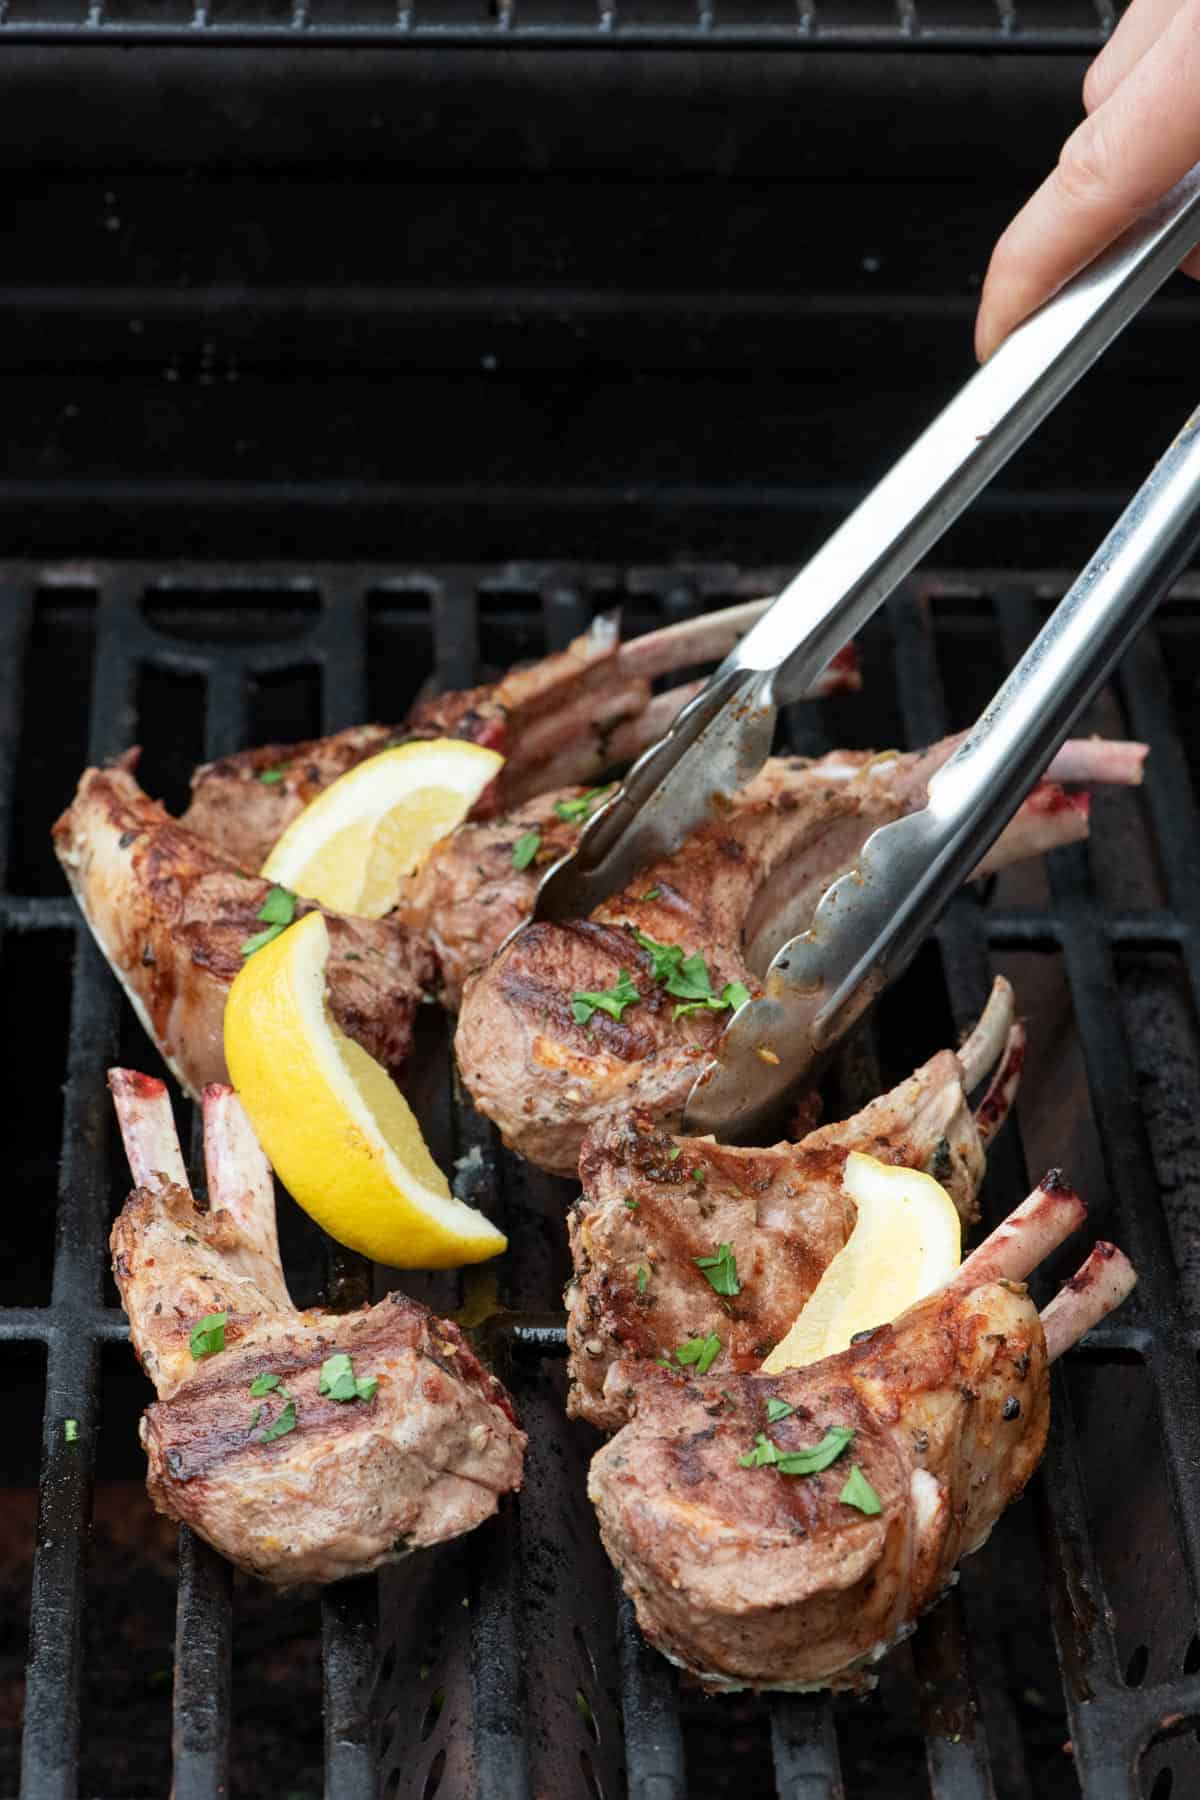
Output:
[571, 970, 640, 1026]
[64, 1418, 79, 1443]
[642, 886, 661, 901]
[636, 1264, 650, 1295]
[624, 1197, 640, 1210]
[259, 1398, 298, 1443]
[258, 768, 285, 785]
[554, 784, 614, 824]
[691, 1167, 705, 1184]
[249, 1372, 281, 1398]
[668, 1146, 682, 1162]
[694, 1241, 740, 1296]
[631, 930, 750, 1022]
[839, 1464, 882, 1514]
[765, 1397, 795, 1423]
[241, 885, 297, 957]
[674, 980, 753, 1023]
[318, 1352, 378, 1404]
[189, 1311, 228, 1360]
[738, 1424, 855, 1474]
[511, 831, 541, 871]
[673, 1333, 722, 1376]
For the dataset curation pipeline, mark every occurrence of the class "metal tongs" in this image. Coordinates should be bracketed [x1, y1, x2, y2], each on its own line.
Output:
[527, 164, 1200, 1142]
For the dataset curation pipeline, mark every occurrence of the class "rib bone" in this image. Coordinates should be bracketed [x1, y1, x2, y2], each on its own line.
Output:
[1041, 1243, 1138, 1361]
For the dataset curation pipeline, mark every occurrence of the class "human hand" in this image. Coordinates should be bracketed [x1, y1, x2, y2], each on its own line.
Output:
[974, 0, 1200, 361]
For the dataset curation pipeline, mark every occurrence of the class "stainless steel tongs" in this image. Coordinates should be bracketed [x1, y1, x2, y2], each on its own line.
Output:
[524, 163, 1200, 1141]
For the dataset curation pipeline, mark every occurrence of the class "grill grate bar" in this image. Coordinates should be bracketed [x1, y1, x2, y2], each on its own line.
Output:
[0, 7, 1114, 49]
[616, 1596, 687, 1800]
[768, 1693, 844, 1799]
[172, 1534, 234, 1800]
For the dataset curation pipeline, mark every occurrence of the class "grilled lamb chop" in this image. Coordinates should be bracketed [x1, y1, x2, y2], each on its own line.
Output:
[108, 1070, 525, 1586]
[182, 602, 859, 873]
[54, 760, 433, 1098]
[457, 735, 1145, 1175]
[589, 1178, 1135, 1691]
[566, 978, 1021, 1430]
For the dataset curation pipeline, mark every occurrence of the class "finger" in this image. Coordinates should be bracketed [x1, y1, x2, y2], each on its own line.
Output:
[975, 0, 1200, 361]
[1083, 0, 1185, 113]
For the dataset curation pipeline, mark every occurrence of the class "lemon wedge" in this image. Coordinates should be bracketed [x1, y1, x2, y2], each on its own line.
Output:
[762, 1151, 961, 1372]
[260, 737, 504, 918]
[224, 910, 506, 1269]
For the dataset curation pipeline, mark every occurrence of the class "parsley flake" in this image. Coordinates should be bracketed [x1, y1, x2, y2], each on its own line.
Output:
[250, 1373, 281, 1398]
[642, 886, 661, 901]
[674, 980, 753, 1023]
[765, 1397, 795, 1423]
[189, 1311, 228, 1360]
[319, 1352, 378, 1404]
[241, 885, 297, 956]
[555, 785, 614, 824]
[673, 1333, 722, 1376]
[691, 1167, 705, 1184]
[257, 885, 297, 926]
[694, 1241, 740, 1297]
[636, 1264, 650, 1296]
[839, 1464, 882, 1514]
[632, 930, 750, 1022]
[624, 1197, 640, 1210]
[259, 1398, 298, 1443]
[511, 831, 541, 871]
[257, 768, 285, 785]
[739, 1424, 855, 1474]
[571, 969, 640, 1026]
[64, 1418, 79, 1443]
[668, 1146, 682, 1162]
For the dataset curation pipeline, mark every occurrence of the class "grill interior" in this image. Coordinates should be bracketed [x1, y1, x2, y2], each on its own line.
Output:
[4, 561, 1200, 1800]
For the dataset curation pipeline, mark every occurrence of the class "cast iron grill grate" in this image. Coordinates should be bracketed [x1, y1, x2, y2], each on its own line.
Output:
[0, 0, 1117, 50]
[3, 560, 1199, 1800]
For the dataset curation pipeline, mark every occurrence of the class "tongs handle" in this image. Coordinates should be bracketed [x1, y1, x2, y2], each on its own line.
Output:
[685, 402, 1200, 1142]
[729, 163, 1200, 708]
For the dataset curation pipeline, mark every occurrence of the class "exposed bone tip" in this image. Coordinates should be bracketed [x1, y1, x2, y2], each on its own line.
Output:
[107, 1066, 167, 1101]
[201, 1082, 237, 1104]
[1038, 1167, 1078, 1200]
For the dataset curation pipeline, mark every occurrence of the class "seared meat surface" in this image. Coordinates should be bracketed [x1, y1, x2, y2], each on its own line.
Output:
[457, 736, 1143, 1175]
[589, 1180, 1135, 1691]
[182, 601, 848, 873]
[566, 978, 1021, 1430]
[54, 760, 433, 1097]
[392, 788, 580, 1008]
[109, 1071, 525, 1586]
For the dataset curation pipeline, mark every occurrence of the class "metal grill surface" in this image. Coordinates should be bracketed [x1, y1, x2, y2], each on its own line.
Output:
[4, 561, 1200, 1800]
[0, 0, 1117, 49]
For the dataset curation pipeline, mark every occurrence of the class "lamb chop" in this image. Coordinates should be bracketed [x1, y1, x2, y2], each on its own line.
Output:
[108, 1069, 526, 1586]
[456, 734, 1146, 1175]
[589, 1177, 1135, 1691]
[181, 601, 859, 873]
[566, 977, 1021, 1431]
[54, 759, 434, 1098]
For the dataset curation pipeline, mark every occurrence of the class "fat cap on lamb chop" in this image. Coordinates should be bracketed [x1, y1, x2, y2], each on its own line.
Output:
[566, 976, 1023, 1431]
[108, 1069, 525, 1587]
[589, 1176, 1135, 1692]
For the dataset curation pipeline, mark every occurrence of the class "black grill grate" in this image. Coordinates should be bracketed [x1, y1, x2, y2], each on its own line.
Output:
[0, 0, 1117, 49]
[4, 560, 1200, 1800]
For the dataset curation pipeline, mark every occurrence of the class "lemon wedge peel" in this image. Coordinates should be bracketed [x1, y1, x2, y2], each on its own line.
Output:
[260, 738, 504, 918]
[762, 1151, 961, 1373]
[224, 911, 507, 1269]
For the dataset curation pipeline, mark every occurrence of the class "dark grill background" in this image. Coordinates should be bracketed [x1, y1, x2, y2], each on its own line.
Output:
[3, 562, 1200, 1799]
